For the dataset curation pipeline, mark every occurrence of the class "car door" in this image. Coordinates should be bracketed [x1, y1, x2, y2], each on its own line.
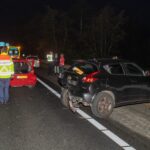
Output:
[103, 63, 132, 104]
[124, 63, 150, 102]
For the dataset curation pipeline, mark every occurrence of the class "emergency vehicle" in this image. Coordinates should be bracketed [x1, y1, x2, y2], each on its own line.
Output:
[0, 43, 37, 87]
[7, 46, 21, 59]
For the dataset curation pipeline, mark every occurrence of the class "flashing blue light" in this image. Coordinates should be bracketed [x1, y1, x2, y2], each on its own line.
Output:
[6, 43, 9, 46]
[0, 42, 6, 46]
[0, 42, 10, 47]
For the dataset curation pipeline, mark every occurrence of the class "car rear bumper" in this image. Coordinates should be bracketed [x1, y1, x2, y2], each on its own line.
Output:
[10, 75, 37, 87]
[68, 83, 94, 103]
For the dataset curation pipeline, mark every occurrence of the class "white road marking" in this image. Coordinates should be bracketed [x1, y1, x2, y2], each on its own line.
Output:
[37, 78, 60, 98]
[37, 77, 136, 150]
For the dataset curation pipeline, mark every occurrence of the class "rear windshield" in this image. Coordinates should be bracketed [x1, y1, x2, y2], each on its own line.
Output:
[72, 63, 98, 75]
[14, 62, 32, 74]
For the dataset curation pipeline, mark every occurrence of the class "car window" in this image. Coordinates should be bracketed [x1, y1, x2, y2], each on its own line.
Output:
[103, 63, 124, 75]
[125, 63, 144, 76]
[72, 63, 98, 75]
[14, 62, 31, 74]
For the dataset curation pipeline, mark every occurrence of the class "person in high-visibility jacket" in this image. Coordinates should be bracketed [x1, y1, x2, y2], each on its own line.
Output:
[47, 51, 54, 75]
[0, 43, 14, 104]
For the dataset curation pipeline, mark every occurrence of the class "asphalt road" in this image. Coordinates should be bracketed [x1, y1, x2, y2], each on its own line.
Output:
[0, 79, 149, 149]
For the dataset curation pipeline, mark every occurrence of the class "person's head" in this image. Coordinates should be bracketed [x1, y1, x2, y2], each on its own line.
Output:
[60, 53, 64, 57]
[0, 42, 7, 54]
[0, 46, 7, 54]
[0, 46, 7, 53]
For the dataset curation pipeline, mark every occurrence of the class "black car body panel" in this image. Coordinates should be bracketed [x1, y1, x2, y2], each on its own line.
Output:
[58, 58, 150, 108]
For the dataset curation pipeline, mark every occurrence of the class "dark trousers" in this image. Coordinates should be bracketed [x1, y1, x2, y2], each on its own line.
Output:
[54, 65, 59, 74]
[0, 78, 10, 103]
[48, 62, 54, 75]
[59, 66, 64, 73]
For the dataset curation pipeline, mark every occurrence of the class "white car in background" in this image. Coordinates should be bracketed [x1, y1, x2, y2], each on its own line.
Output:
[26, 55, 40, 68]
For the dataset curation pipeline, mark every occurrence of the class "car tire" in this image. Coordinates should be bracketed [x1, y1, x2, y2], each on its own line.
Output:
[91, 92, 115, 118]
[61, 88, 70, 108]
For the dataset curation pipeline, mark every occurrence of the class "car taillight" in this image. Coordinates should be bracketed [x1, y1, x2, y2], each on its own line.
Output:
[82, 71, 99, 83]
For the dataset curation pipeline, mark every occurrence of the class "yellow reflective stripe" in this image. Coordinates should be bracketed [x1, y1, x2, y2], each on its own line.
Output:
[0, 75, 11, 78]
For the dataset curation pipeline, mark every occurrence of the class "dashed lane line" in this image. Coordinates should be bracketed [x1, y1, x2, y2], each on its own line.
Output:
[37, 78, 136, 150]
[38, 78, 61, 98]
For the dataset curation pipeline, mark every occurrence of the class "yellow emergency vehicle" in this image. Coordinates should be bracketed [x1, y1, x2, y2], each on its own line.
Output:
[7, 46, 21, 59]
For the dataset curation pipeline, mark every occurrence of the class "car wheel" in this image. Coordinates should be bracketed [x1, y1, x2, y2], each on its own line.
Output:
[61, 88, 70, 108]
[91, 92, 114, 118]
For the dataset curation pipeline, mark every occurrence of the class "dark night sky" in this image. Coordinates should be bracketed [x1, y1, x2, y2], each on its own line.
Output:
[0, 1, 150, 29]
[0, 0, 150, 49]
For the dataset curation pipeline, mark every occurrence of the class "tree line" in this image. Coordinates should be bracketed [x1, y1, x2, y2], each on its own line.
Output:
[22, 2, 150, 65]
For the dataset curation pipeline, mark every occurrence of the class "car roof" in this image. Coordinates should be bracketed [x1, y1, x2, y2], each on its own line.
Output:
[27, 55, 38, 57]
[96, 58, 130, 64]
[73, 58, 131, 64]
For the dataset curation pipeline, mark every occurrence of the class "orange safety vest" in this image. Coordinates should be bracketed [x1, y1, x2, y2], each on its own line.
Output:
[0, 53, 14, 78]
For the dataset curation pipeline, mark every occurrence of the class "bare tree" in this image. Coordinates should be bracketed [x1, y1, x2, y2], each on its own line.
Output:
[41, 7, 58, 51]
[91, 6, 126, 57]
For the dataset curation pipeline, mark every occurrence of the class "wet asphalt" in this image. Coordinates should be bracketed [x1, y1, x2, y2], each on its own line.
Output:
[0, 84, 121, 150]
[0, 80, 149, 150]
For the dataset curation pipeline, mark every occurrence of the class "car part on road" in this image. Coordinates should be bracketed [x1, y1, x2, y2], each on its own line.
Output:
[61, 88, 80, 112]
[61, 88, 70, 108]
[68, 99, 77, 112]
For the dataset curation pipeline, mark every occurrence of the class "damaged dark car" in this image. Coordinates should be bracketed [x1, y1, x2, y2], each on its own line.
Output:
[58, 58, 150, 118]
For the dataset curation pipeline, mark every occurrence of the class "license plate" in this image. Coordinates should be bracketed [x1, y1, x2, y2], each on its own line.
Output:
[17, 76, 28, 79]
